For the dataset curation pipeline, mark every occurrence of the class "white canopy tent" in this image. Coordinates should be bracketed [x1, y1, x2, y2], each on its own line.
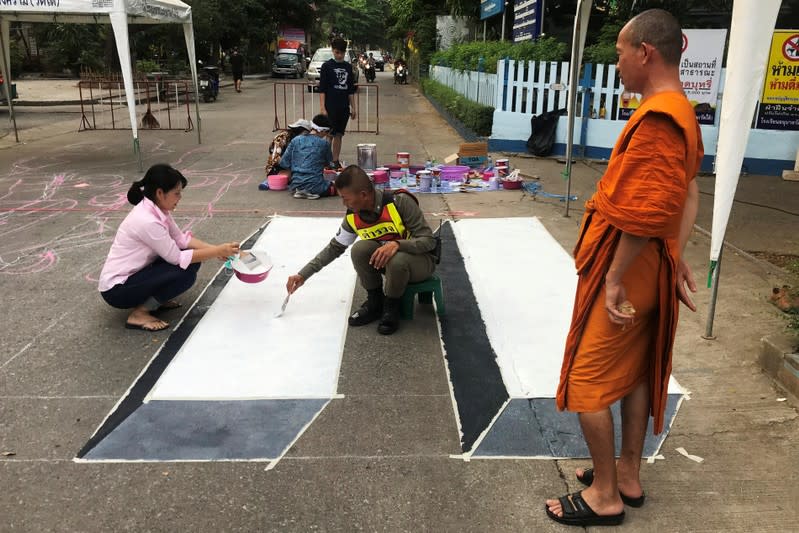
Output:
[562, 0, 784, 338]
[0, 0, 201, 169]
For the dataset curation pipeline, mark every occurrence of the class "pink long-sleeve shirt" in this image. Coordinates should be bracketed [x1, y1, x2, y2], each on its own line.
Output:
[98, 197, 194, 292]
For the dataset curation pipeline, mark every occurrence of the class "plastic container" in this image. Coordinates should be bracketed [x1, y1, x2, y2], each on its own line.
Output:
[267, 174, 289, 190]
[323, 169, 338, 181]
[482, 169, 494, 181]
[372, 169, 389, 183]
[439, 165, 469, 182]
[396, 152, 410, 167]
[385, 163, 401, 171]
[417, 170, 432, 192]
[501, 179, 523, 190]
[408, 164, 425, 175]
[231, 252, 273, 284]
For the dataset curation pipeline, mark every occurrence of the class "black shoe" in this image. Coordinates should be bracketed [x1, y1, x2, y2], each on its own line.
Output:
[377, 297, 401, 335]
[349, 288, 384, 327]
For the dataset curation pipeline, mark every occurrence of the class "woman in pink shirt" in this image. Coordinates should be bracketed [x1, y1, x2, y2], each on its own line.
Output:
[99, 164, 239, 331]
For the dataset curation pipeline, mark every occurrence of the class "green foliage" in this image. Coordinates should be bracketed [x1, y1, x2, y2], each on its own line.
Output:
[135, 59, 161, 75]
[38, 23, 107, 74]
[582, 20, 624, 64]
[430, 37, 568, 74]
[420, 78, 493, 136]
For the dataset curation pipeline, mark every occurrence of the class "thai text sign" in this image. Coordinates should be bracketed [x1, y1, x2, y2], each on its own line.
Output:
[618, 29, 726, 123]
[757, 30, 799, 131]
[513, 0, 541, 43]
[679, 29, 726, 125]
[480, 0, 503, 20]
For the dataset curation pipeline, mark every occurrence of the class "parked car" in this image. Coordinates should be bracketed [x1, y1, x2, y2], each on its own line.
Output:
[306, 47, 359, 91]
[272, 49, 306, 78]
[366, 50, 385, 71]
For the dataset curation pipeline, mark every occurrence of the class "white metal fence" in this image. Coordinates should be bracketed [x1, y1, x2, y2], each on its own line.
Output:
[431, 59, 741, 126]
[429, 65, 497, 108]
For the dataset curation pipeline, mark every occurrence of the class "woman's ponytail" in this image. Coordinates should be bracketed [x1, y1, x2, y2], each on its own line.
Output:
[126, 179, 145, 205]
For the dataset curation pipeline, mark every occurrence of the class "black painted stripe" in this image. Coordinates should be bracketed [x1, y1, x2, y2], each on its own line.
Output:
[438, 222, 509, 452]
[76, 225, 267, 459]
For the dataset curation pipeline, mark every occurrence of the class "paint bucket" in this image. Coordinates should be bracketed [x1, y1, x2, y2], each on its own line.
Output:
[396, 152, 410, 168]
[417, 170, 432, 192]
[389, 170, 404, 189]
[495, 158, 509, 178]
[357, 143, 378, 170]
[323, 169, 338, 181]
[267, 174, 289, 190]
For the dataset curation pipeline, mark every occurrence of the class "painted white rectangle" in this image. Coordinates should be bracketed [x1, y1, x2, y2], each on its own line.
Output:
[453, 217, 575, 398]
[149, 217, 355, 400]
[453, 217, 682, 397]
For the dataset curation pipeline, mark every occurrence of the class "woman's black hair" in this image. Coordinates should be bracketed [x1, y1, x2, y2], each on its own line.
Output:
[127, 164, 188, 205]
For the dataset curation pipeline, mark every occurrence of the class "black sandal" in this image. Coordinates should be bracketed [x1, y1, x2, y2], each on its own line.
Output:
[545, 491, 625, 527]
[577, 468, 646, 508]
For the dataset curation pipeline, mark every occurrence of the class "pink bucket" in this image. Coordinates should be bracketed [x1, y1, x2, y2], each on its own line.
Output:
[439, 165, 469, 181]
[373, 170, 389, 183]
[267, 174, 289, 190]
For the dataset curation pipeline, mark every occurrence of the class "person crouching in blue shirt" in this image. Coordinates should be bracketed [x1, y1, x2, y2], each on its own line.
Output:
[278, 114, 334, 199]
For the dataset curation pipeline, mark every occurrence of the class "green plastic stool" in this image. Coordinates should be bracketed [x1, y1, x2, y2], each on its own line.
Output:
[400, 274, 445, 320]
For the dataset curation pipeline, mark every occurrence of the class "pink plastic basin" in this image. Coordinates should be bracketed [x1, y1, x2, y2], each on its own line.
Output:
[439, 165, 470, 181]
[267, 174, 289, 190]
[231, 253, 273, 284]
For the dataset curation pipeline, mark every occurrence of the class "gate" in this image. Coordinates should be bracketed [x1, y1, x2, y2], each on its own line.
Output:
[78, 79, 195, 132]
[272, 81, 379, 134]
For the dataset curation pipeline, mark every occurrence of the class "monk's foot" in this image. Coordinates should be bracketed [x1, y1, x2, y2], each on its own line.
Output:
[545, 488, 625, 526]
[575, 466, 645, 507]
[616, 462, 644, 501]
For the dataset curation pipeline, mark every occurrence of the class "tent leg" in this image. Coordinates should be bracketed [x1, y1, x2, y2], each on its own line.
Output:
[703, 249, 723, 340]
[0, 21, 19, 143]
[134, 137, 143, 172]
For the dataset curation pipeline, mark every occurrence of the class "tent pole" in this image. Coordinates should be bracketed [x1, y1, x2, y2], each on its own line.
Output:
[564, 0, 586, 218]
[0, 20, 19, 143]
[703, 248, 723, 340]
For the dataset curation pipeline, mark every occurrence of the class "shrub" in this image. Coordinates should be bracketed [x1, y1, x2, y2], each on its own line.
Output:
[421, 78, 494, 136]
[430, 37, 568, 74]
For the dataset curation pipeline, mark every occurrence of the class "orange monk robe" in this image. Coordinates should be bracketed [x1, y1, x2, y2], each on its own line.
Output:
[556, 91, 704, 434]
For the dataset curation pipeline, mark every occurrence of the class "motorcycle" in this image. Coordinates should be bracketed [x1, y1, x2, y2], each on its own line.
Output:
[363, 62, 376, 83]
[394, 63, 407, 85]
[198, 63, 220, 102]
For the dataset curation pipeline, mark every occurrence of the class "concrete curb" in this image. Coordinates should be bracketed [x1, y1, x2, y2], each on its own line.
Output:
[760, 332, 799, 399]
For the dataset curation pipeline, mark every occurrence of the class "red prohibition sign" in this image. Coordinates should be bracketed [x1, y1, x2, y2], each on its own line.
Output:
[783, 34, 799, 62]
[681, 33, 688, 53]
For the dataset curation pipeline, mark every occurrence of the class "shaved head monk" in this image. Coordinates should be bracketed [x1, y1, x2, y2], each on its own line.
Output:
[545, 9, 703, 527]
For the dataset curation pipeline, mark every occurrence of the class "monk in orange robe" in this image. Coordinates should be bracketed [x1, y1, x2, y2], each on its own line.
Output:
[545, 9, 704, 527]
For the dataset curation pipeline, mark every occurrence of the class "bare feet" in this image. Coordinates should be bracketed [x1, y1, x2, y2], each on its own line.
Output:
[125, 308, 169, 331]
[156, 300, 182, 311]
[575, 466, 644, 500]
[546, 486, 624, 518]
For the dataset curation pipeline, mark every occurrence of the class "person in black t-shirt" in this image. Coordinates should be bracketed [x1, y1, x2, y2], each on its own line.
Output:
[319, 38, 357, 168]
[230, 48, 244, 93]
